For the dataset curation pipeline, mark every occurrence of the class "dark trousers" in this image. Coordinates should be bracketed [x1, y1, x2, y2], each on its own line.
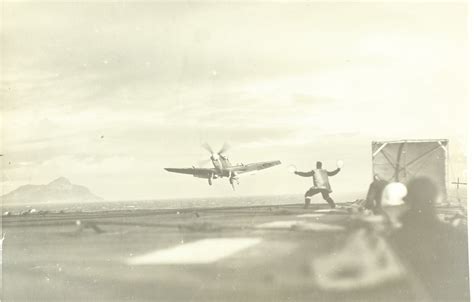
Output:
[304, 188, 335, 208]
[365, 179, 388, 214]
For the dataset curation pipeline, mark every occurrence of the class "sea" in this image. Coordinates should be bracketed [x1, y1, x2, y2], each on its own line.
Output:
[2, 187, 465, 215]
[2, 192, 364, 215]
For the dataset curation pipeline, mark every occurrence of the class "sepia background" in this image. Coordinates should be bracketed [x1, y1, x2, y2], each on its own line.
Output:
[1, 1, 470, 302]
[1, 1, 468, 201]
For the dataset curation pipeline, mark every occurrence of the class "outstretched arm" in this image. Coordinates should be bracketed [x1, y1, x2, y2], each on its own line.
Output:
[327, 168, 341, 177]
[295, 171, 314, 177]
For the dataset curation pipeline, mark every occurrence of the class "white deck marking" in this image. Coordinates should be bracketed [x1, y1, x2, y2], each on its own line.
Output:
[358, 215, 385, 223]
[297, 214, 325, 218]
[256, 220, 300, 229]
[127, 238, 262, 265]
[292, 222, 344, 232]
[257, 220, 344, 232]
[313, 209, 347, 214]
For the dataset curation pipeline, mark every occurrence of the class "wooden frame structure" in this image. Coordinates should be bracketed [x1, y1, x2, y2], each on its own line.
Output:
[372, 139, 449, 200]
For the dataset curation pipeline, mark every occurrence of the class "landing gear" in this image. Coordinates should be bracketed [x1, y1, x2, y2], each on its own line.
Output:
[229, 173, 239, 191]
[208, 173, 213, 186]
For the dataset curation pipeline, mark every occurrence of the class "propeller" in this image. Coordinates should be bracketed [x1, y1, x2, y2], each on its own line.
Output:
[201, 142, 214, 154]
[218, 142, 231, 155]
[201, 142, 231, 159]
[201, 142, 219, 162]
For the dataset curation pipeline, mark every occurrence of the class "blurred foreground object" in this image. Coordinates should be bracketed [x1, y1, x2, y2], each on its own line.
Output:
[313, 229, 406, 291]
[381, 182, 407, 206]
[390, 177, 469, 301]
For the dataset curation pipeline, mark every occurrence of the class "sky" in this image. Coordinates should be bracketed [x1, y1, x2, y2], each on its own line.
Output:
[0, 1, 469, 201]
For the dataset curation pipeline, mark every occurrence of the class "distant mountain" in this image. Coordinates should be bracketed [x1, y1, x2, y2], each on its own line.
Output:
[1, 177, 103, 204]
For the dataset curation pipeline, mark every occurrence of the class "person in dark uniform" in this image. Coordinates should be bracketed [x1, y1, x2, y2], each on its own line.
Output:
[294, 161, 341, 208]
[364, 174, 389, 214]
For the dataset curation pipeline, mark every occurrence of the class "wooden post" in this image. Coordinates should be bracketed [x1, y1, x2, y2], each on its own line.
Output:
[451, 178, 467, 202]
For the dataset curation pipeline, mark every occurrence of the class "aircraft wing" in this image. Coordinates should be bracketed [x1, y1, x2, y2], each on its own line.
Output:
[230, 160, 281, 175]
[164, 167, 215, 178]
